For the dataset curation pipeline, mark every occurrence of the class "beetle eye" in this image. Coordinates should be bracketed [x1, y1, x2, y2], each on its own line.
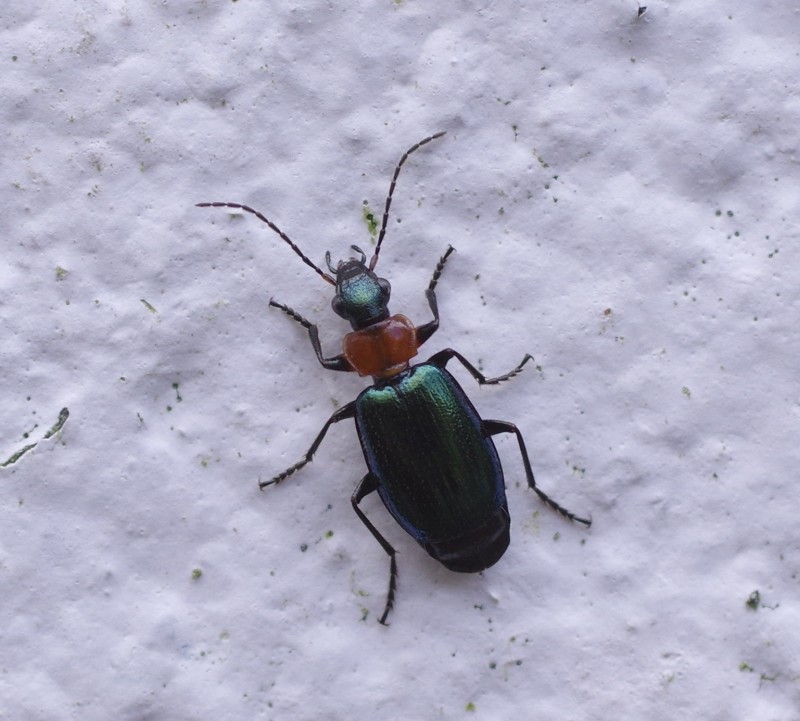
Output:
[378, 278, 391, 299]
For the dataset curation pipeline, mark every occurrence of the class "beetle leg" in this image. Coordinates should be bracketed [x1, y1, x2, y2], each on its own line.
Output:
[482, 419, 592, 527]
[426, 348, 533, 385]
[416, 245, 456, 347]
[259, 401, 356, 489]
[269, 299, 355, 372]
[352, 473, 398, 626]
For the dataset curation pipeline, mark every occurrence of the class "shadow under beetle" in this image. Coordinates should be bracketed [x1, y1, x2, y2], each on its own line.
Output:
[198, 132, 591, 625]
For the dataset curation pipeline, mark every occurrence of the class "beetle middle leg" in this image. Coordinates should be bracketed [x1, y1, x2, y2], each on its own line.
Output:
[426, 347, 533, 385]
[352, 473, 398, 626]
[483, 419, 592, 527]
[259, 401, 356, 489]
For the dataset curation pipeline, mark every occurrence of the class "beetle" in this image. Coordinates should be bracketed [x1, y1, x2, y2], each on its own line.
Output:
[198, 132, 591, 624]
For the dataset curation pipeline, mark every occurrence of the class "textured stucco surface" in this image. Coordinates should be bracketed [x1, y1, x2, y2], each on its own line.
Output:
[2, 2, 799, 719]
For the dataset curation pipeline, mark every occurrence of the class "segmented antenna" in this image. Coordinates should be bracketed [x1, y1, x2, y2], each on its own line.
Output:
[369, 131, 447, 271]
[196, 202, 335, 285]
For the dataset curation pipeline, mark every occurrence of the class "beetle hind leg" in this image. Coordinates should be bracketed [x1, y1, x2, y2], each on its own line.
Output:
[352, 473, 398, 626]
[483, 419, 592, 527]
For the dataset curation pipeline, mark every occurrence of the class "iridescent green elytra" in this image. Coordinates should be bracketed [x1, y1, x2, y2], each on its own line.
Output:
[356, 363, 509, 571]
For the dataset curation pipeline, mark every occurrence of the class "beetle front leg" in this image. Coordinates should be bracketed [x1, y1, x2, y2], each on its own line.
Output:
[269, 299, 354, 372]
[482, 419, 592, 527]
[260, 401, 356, 489]
[415, 245, 455, 347]
[427, 347, 533, 385]
[352, 473, 398, 626]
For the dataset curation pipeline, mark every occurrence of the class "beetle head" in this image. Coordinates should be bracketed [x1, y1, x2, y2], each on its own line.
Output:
[328, 245, 391, 330]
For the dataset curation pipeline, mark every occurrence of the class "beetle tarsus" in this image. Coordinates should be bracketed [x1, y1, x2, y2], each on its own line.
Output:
[379, 555, 398, 626]
[269, 299, 313, 329]
[427, 245, 456, 293]
[537, 495, 592, 527]
[260, 458, 308, 489]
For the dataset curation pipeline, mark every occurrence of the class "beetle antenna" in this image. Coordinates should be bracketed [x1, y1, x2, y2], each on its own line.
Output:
[196, 202, 336, 285]
[369, 131, 446, 271]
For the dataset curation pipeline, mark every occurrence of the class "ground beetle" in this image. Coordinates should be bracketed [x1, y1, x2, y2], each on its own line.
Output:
[198, 132, 591, 624]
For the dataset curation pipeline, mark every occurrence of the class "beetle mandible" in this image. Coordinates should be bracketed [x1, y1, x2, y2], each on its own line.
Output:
[198, 132, 591, 624]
